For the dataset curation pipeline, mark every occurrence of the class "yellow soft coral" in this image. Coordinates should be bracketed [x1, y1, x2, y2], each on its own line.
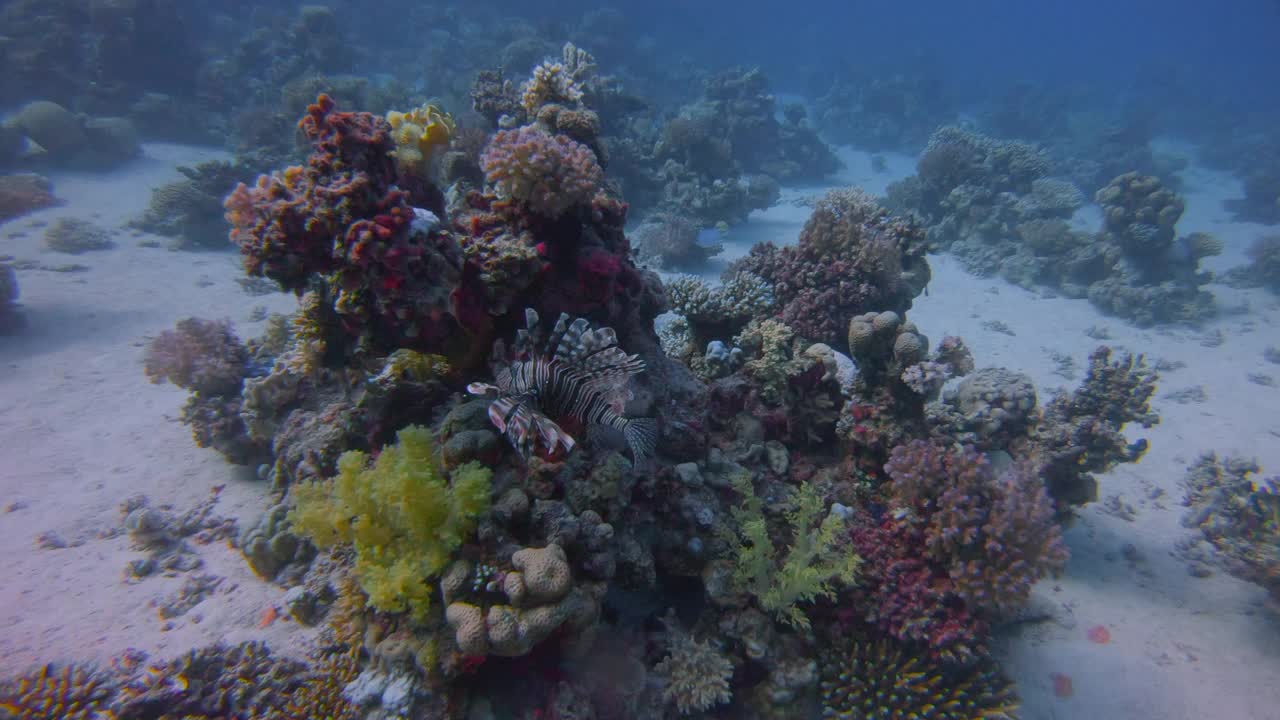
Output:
[386, 103, 456, 175]
[289, 425, 491, 621]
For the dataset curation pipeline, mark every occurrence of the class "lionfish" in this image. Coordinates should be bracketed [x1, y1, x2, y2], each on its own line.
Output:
[467, 309, 657, 462]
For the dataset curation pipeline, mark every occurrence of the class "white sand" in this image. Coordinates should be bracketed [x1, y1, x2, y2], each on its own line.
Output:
[1, 142, 1277, 717]
[0, 144, 308, 673]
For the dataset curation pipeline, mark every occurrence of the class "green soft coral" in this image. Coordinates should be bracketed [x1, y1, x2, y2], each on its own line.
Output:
[721, 474, 860, 629]
[289, 425, 491, 621]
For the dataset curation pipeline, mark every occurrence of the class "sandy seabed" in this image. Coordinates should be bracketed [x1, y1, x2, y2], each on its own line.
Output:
[1, 142, 1277, 719]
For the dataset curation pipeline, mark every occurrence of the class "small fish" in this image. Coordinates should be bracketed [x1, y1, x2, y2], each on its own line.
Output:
[468, 309, 657, 462]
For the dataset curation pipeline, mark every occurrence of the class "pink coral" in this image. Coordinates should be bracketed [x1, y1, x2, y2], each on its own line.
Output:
[884, 440, 1068, 615]
[480, 126, 603, 218]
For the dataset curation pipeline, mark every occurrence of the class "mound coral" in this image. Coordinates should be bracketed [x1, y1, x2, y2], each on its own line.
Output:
[732, 188, 930, 350]
[289, 425, 491, 620]
[820, 637, 1018, 719]
[480, 126, 603, 218]
[42, 218, 114, 254]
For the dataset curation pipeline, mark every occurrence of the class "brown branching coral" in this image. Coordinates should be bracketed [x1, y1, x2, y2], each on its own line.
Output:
[1020, 346, 1158, 506]
[654, 628, 734, 715]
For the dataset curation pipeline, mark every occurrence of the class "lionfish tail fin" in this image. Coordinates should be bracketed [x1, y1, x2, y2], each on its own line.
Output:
[624, 417, 658, 462]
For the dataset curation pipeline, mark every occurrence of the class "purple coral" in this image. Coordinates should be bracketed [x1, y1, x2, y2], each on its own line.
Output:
[480, 126, 603, 218]
[885, 440, 1068, 615]
[144, 318, 249, 396]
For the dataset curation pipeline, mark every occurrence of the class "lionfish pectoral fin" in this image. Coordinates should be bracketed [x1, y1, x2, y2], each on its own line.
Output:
[623, 417, 657, 462]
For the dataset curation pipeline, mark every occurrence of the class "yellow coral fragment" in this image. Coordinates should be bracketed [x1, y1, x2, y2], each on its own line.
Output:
[386, 103, 456, 175]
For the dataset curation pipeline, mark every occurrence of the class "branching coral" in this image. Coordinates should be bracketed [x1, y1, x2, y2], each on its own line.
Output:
[885, 440, 1068, 615]
[289, 425, 492, 620]
[1021, 346, 1158, 506]
[719, 473, 860, 629]
[144, 318, 250, 396]
[732, 188, 929, 350]
[1181, 453, 1280, 603]
[480, 126, 603, 218]
[655, 628, 734, 715]
[0, 663, 116, 720]
[819, 636, 1018, 719]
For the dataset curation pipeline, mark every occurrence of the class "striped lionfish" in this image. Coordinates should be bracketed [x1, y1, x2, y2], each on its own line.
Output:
[467, 309, 657, 462]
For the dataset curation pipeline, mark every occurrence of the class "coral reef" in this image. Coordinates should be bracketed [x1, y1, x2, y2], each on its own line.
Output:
[887, 128, 1216, 325]
[1224, 234, 1280, 294]
[0, 662, 117, 720]
[144, 318, 250, 397]
[629, 214, 722, 271]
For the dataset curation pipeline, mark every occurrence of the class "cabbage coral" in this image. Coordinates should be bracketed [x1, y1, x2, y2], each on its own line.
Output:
[289, 425, 491, 620]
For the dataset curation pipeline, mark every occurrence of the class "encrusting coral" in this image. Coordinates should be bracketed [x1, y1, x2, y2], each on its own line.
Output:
[289, 424, 491, 621]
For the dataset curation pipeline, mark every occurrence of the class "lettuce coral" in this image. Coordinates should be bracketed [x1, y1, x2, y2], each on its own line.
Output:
[289, 425, 491, 620]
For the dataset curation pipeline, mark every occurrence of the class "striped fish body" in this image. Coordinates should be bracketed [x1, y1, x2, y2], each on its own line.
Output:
[467, 310, 656, 462]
